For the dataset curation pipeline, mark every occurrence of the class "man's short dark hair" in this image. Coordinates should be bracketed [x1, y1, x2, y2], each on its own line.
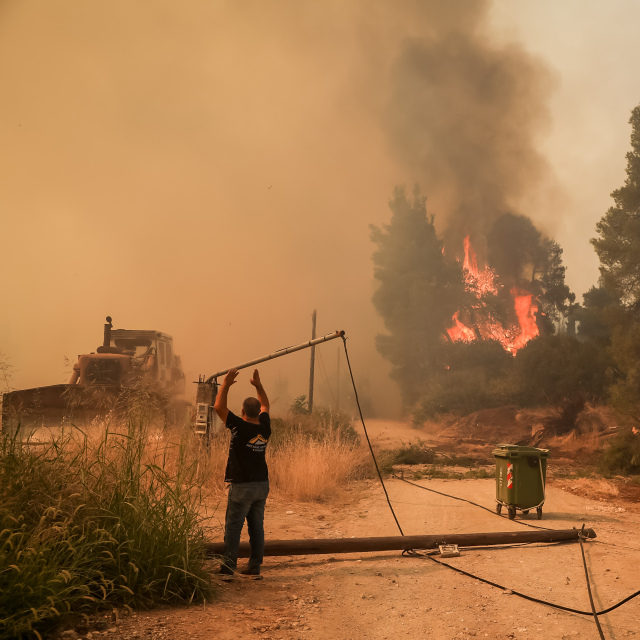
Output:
[243, 397, 261, 419]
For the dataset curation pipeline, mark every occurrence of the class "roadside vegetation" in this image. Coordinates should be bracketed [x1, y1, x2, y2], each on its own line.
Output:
[598, 428, 640, 476]
[0, 421, 213, 640]
[377, 440, 493, 480]
[206, 406, 372, 503]
[0, 401, 373, 638]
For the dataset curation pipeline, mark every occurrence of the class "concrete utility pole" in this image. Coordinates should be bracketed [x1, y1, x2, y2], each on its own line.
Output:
[205, 528, 596, 557]
[308, 310, 317, 413]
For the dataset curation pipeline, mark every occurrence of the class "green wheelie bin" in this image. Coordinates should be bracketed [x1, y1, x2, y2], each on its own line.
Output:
[493, 444, 549, 520]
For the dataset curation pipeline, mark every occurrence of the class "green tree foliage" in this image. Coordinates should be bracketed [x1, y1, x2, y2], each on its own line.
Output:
[370, 186, 466, 406]
[577, 285, 618, 346]
[607, 324, 640, 420]
[537, 238, 575, 325]
[598, 428, 640, 475]
[290, 394, 309, 415]
[416, 341, 516, 419]
[514, 334, 609, 406]
[591, 104, 640, 423]
[592, 105, 640, 316]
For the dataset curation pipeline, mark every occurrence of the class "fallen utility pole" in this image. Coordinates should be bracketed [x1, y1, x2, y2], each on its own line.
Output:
[204, 330, 345, 384]
[205, 528, 596, 558]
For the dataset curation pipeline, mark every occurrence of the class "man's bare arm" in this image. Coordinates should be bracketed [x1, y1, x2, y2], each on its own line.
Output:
[250, 369, 270, 414]
[214, 369, 239, 422]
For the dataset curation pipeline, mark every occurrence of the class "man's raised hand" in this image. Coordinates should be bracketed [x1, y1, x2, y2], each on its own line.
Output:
[250, 369, 261, 388]
[223, 369, 239, 386]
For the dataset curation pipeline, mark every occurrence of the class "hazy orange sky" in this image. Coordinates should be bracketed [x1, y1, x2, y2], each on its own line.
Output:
[1, 1, 639, 416]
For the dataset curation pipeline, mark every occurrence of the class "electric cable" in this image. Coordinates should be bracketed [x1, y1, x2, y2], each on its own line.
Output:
[392, 473, 554, 530]
[341, 335, 404, 535]
[340, 334, 640, 624]
[404, 546, 640, 617]
[593, 539, 640, 552]
[393, 469, 640, 547]
[392, 465, 640, 620]
[315, 347, 337, 406]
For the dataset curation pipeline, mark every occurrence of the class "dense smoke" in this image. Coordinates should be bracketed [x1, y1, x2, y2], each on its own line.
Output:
[381, 0, 556, 260]
[0, 1, 560, 417]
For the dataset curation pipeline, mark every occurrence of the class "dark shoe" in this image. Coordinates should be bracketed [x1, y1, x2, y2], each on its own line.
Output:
[239, 566, 263, 580]
[216, 564, 235, 581]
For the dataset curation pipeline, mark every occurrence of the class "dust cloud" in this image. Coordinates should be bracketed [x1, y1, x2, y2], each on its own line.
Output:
[0, 1, 599, 416]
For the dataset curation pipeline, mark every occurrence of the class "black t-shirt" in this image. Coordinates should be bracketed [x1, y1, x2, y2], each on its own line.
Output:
[224, 411, 271, 483]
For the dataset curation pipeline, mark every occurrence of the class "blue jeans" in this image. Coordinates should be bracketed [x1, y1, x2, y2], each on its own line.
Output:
[223, 480, 269, 571]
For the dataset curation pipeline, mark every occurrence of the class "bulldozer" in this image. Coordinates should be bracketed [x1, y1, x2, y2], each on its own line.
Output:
[1, 317, 188, 439]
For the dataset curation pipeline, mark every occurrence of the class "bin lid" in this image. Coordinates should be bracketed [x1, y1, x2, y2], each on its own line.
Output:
[492, 444, 549, 459]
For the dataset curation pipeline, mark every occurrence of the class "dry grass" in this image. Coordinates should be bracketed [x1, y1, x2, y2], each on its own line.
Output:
[0, 402, 372, 638]
[268, 430, 371, 502]
[200, 413, 372, 504]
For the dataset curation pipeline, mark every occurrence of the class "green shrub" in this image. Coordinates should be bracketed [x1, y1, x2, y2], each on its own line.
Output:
[409, 467, 492, 480]
[514, 334, 610, 406]
[598, 429, 640, 475]
[378, 440, 436, 471]
[269, 407, 359, 449]
[0, 422, 212, 639]
[434, 454, 482, 467]
[392, 441, 436, 465]
[290, 395, 309, 415]
[415, 368, 515, 419]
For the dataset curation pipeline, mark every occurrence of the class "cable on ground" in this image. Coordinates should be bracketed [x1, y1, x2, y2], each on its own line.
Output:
[340, 334, 640, 627]
[393, 467, 640, 547]
[404, 546, 640, 617]
[392, 473, 554, 530]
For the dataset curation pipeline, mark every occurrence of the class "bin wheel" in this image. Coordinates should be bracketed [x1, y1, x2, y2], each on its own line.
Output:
[522, 510, 529, 515]
[508, 506, 516, 520]
[537, 507, 543, 520]
[496, 503, 502, 515]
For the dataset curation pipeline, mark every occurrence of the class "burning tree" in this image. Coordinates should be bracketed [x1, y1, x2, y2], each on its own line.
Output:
[445, 231, 540, 354]
[372, 187, 579, 417]
[445, 214, 574, 355]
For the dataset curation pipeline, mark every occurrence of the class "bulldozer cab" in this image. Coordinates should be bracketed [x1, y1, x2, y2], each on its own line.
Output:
[102, 328, 186, 395]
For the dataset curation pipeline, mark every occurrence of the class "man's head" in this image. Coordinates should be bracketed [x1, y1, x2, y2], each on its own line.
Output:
[242, 397, 261, 419]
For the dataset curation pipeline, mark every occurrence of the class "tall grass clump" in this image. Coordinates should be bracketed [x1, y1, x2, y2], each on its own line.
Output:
[267, 409, 371, 502]
[0, 421, 213, 640]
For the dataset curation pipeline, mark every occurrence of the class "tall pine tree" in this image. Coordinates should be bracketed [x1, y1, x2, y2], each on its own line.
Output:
[592, 105, 640, 315]
[370, 186, 465, 406]
[592, 104, 640, 420]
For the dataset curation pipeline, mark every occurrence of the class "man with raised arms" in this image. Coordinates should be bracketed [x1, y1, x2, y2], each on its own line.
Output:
[214, 368, 271, 579]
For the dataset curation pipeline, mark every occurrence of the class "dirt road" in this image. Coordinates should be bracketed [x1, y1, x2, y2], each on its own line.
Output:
[87, 473, 640, 640]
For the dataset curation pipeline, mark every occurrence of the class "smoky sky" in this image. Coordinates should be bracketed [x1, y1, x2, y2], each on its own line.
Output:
[0, 0, 636, 416]
[381, 0, 556, 260]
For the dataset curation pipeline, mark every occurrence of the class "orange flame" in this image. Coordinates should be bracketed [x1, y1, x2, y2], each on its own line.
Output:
[446, 311, 476, 343]
[446, 236, 539, 355]
[510, 288, 539, 352]
[463, 235, 478, 275]
[461, 235, 498, 298]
